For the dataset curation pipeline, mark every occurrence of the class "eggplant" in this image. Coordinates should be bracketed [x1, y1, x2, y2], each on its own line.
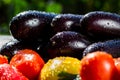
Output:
[47, 31, 91, 59]
[83, 39, 120, 58]
[10, 10, 57, 42]
[51, 14, 83, 34]
[80, 11, 120, 41]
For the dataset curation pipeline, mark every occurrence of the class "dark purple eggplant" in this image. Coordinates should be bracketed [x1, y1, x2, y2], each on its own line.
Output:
[83, 39, 120, 58]
[80, 11, 120, 41]
[51, 14, 83, 34]
[9, 10, 57, 42]
[47, 31, 91, 59]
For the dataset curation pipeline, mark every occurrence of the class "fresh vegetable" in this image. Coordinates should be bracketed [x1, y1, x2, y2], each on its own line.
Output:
[80, 11, 120, 41]
[47, 31, 91, 59]
[10, 49, 45, 80]
[0, 63, 28, 80]
[80, 51, 119, 80]
[83, 39, 120, 58]
[9, 10, 57, 42]
[39, 57, 81, 80]
[114, 58, 120, 76]
[51, 14, 83, 34]
[0, 54, 8, 64]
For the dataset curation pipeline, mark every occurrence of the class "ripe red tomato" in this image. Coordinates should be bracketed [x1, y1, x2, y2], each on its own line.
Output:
[80, 51, 119, 80]
[114, 58, 120, 77]
[10, 49, 45, 80]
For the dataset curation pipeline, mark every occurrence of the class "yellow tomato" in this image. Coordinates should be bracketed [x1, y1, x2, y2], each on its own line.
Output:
[39, 57, 81, 80]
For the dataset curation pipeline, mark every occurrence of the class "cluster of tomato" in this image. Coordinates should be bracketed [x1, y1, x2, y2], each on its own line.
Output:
[0, 49, 44, 80]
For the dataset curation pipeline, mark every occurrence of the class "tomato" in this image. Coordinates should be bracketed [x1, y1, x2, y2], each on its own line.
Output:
[40, 57, 81, 80]
[10, 49, 45, 80]
[0, 54, 8, 64]
[80, 51, 119, 80]
[114, 58, 120, 77]
[0, 64, 28, 80]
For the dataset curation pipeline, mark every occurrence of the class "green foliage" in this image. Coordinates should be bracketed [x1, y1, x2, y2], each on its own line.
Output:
[46, 1, 62, 13]
[0, 0, 120, 34]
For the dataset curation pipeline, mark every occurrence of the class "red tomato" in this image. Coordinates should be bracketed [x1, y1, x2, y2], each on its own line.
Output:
[114, 58, 120, 77]
[10, 49, 45, 80]
[80, 51, 119, 80]
[0, 64, 28, 80]
[0, 54, 8, 64]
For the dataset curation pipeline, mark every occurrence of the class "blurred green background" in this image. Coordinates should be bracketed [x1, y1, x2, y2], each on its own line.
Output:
[0, 0, 120, 35]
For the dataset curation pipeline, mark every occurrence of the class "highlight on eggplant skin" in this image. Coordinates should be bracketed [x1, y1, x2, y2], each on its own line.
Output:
[51, 14, 83, 34]
[83, 39, 120, 58]
[80, 11, 120, 41]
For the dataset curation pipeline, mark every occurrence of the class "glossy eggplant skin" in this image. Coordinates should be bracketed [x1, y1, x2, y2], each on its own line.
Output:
[83, 39, 120, 58]
[10, 10, 57, 42]
[47, 31, 91, 59]
[51, 14, 83, 34]
[80, 11, 120, 41]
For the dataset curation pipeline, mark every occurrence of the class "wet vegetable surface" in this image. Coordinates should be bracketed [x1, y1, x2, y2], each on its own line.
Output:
[80, 11, 120, 41]
[47, 31, 91, 59]
[10, 10, 57, 42]
[51, 14, 83, 34]
[83, 39, 120, 58]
